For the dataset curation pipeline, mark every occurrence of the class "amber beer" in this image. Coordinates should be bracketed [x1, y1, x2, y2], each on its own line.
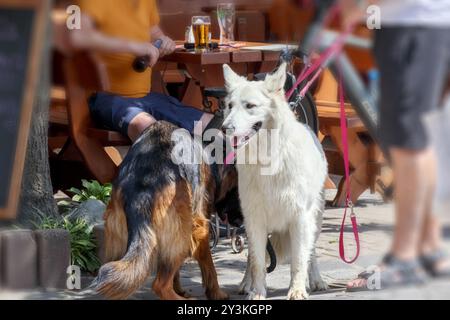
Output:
[192, 16, 211, 49]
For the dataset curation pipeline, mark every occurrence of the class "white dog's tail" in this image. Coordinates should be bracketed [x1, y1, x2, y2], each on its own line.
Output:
[268, 233, 291, 265]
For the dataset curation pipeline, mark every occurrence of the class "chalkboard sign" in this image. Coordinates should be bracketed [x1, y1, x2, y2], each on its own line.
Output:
[0, 0, 47, 219]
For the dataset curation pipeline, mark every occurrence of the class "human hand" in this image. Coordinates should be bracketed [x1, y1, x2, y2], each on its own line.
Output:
[130, 42, 160, 67]
[340, 0, 367, 31]
[157, 35, 176, 57]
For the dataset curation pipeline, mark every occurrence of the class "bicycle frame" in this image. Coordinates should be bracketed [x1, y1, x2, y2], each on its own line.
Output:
[299, 0, 383, 153]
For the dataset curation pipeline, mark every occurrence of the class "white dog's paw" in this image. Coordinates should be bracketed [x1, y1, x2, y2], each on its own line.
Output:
[287, 287, 309, 300]
[309, 276, 328, 292]
[238, 279, 252, 295]
[247, 291, 267, 300]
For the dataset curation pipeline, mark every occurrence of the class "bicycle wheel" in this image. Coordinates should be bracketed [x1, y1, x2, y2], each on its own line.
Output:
[209, 218, 219, 250]
[291, 91, 319, 135]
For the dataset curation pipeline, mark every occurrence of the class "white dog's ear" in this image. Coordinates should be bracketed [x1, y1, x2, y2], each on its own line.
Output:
[264, 62, 287, 94]
[223, 64, 243, 91]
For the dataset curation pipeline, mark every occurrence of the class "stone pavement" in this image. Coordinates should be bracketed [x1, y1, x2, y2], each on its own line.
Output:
[1, 190, 449, 300]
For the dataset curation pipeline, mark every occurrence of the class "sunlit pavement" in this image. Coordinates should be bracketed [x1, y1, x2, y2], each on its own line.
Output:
[1, 190, 449, 300]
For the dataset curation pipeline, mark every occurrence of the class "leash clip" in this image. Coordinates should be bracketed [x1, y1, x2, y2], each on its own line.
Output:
[347, 200, 355, 218]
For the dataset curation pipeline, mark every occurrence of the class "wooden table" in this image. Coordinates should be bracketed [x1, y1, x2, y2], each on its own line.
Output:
[159, 42, 282, 109]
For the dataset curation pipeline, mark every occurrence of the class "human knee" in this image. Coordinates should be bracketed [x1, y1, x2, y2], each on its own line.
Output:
[128, 113, 156, 140]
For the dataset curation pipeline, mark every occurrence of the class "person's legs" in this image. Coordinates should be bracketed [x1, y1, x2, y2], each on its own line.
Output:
[89, 92, 157, 141]
[419, 148, 440, 255]
[128, 109, 213, 142]
[129, 112, 213, 142]
[347, 147, 434, 290]
[137, 92, 214, 136]
[390, 147, 434, 260]
[376, 27, 450, 263]
[347, 27, 450, 290]
[89, 92, 215, 142]
[419, 150, 450, 273]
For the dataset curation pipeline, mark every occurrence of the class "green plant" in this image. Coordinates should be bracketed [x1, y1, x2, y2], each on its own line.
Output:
[33, 216, 101, 273]
[68, 179, 112, 205]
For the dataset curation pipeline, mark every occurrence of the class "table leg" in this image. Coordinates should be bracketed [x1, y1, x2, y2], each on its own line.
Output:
[181, 64, 227, 110]
[328, 126, 370, 207]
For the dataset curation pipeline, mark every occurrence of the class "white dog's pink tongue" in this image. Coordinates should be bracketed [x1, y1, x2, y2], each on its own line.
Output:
[224, 151, 236, 165]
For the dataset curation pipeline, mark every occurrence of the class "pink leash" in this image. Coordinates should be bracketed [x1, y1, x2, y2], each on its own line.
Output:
[287, 25, 361, 263]
[337, 65, 360, 264]
[224, 150, 235, 166]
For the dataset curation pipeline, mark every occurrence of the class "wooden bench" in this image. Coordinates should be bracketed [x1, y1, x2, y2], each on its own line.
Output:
[61, 52, 131, 183]
[314, 69, 390, 206]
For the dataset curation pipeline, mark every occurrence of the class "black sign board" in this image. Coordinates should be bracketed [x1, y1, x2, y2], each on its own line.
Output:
[0, 0, 47, 219]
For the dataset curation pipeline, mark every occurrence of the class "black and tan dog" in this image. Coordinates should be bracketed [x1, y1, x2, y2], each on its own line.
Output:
[93, 121, 240, 300]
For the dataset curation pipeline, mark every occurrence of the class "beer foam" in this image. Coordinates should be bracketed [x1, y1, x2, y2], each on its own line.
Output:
[194, 18, 204, 25]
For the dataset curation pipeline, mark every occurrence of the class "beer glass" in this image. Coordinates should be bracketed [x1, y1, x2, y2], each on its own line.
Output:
[217, 3, 235, 44]
[192, 16, 211, 50]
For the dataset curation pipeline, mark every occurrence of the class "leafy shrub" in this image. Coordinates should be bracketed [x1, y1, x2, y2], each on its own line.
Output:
[33, 216, 101, 273]
[68, 179, 112, 205]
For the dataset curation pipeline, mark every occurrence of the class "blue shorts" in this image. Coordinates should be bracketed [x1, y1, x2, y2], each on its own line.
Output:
[88, 92, 204, 137]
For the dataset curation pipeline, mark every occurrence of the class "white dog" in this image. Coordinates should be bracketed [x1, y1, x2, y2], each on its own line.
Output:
[221, 63, 328, 300]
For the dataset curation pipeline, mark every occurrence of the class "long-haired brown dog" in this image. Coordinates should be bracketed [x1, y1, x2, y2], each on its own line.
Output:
[92, 121, 239, 300]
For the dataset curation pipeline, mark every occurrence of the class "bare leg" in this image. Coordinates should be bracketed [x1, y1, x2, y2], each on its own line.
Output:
[129, 112, 213, 142]
[420, 175, 450, 271]
[390, 147, 435, 260]
[421, 215, 442, 254]
[420, 147, 440, 254]
[347, 147, 439, 289]
[128, 112, 156, 142]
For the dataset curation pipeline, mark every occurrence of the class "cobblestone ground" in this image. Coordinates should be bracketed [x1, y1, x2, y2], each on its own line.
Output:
[1, 191, 449, 300]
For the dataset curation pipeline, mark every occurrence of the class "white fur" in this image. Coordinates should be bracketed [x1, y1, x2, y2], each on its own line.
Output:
[222, 63, 328, 300]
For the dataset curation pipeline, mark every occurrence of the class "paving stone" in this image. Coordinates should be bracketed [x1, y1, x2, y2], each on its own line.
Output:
[0, 230, 38, 289]
[35, 229, 71, 289]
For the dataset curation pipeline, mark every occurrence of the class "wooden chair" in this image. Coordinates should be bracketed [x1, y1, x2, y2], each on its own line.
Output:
[49, 51, 70, 156]
[62, 52, 131, 183]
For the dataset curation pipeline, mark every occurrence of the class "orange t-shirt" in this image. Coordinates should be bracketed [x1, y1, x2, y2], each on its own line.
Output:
[78, 0, 160, 98]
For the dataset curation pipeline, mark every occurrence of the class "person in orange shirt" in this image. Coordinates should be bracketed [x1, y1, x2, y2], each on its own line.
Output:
[70, 0, 214, 141]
